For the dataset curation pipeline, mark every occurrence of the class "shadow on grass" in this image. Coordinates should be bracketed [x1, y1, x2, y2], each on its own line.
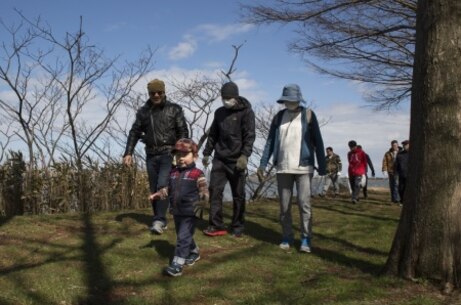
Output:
[315, 204, 399, 223]
[77, 213, 126, 305]
[140, 239, 175, 260]
[313, 245, 384, 276]
[0, 216, 13, 228]
[244, 218, 281, 245]
[115, 212, 152, 228]
[314, 232, 389, 257]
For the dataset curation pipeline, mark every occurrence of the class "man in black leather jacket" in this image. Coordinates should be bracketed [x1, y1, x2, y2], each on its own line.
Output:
[123, 79, 188, 234]
[202, 81, 255, 237]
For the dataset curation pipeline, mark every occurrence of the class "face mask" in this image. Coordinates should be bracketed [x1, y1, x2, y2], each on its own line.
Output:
[222, 98, 237, 109]
[285, 102, 299, 111]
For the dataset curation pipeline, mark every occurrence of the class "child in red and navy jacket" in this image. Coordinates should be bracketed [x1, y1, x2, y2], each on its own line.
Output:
[149, 138, 209, 277]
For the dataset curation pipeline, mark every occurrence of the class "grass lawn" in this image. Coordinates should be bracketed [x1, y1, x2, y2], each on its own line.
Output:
[0, 189, 451, 305]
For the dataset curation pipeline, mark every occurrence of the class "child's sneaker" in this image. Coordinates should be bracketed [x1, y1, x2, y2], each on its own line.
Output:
[185, 253, 201, 266]
[300, 237, 311, 253]
[164, 262, 183, 277]
[203, 226, 228, 237]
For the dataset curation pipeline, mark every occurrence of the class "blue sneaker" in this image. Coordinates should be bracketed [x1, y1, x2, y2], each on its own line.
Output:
[164, 262, 183, 277]
[185, 253, 201, 266]
[300, 237, 311, 253]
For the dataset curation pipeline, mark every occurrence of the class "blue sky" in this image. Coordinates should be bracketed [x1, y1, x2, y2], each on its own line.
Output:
[1, 0, 410, 175]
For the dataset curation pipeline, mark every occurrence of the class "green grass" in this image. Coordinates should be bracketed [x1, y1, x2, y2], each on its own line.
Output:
[0, 190, 447, 305]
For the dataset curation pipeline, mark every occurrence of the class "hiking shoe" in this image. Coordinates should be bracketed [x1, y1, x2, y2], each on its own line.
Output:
[185, 253, 201, 266]
[351, 199, 358, 204]
[164, 262, 183, 277]
[150, 221, 167, 234]
[300, 237, 311, 253]
[203, 226, 228, 237]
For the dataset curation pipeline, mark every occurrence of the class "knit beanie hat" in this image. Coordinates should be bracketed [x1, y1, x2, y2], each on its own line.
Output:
[221, 82, 239, 99]
[147, 79, 165, 92]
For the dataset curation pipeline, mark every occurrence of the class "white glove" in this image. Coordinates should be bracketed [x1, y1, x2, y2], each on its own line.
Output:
[337, 172, 341, 176]
[382, 171, 388, 178]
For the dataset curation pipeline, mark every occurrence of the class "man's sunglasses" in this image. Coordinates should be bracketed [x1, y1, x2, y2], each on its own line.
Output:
[149, 91, 164, 95]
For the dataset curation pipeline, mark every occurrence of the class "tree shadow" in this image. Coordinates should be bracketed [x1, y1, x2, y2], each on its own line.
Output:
[314, 232, 389, 257]
[115, 212, 152, 228]
[77, 213, 125, 305]
[312, 245, 384, 276]
[315, 204, 399, 223]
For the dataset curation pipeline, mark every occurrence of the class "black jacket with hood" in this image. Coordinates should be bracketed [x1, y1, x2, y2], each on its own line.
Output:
[203, 97, 255, 163]
[124, 98, 189, 156]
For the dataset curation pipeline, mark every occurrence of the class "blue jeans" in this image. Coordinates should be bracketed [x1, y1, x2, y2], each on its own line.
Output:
[388, 173, 400, 202]
[146, 153, 173, 226]
[174, 215, 198, 259]
[349, 175, 361, 201]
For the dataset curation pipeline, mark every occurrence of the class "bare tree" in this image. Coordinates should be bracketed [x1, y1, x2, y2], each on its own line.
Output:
[1, 11, 156, 212]
[168, 74, 220, 148]
[0, 17, 60, 168]
[383, 0, 461, 292]
[241, 0, 417, 108]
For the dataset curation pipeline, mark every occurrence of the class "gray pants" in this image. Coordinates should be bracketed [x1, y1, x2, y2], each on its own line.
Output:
[323, 173, 340, 195]
[277, 173, 312, 240]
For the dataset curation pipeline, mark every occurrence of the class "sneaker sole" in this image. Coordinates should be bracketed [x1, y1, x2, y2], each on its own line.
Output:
[165, 270, 182, 277]
[203, 231, 228, 237]
[279, 244, 290, 250]
[300, 247, 311, 253]
[150, 228, 163, 234]
[185, 256, 201, 266]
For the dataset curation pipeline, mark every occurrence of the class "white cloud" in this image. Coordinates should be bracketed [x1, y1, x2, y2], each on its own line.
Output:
[168, 36, 198, 60]
[195, 23, 254, 42]
[167, 23, 254, 61]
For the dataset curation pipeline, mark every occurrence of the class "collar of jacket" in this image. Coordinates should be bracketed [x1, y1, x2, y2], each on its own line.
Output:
[146, 98, 168, 109]
[175, 162, 196, 171]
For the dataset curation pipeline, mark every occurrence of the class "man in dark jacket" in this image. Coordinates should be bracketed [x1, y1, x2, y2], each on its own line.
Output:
[123, 79, 188, 234]
[202, 81, 256, 237]
[394, 140, 409, 205]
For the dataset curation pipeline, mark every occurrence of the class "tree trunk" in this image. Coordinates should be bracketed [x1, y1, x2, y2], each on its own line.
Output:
[384, 0, 461, 292]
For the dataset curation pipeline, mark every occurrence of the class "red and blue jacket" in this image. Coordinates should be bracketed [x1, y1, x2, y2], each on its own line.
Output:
[168, 163, 208, 216]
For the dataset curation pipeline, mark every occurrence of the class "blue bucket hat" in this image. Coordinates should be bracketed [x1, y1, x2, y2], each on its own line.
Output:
[277, 84, 306, 104]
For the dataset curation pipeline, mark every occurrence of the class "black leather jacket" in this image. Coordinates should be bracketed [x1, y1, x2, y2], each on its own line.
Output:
[124, 98, 189, 156]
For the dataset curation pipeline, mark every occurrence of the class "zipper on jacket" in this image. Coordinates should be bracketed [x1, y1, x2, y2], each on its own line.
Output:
[149, 108, 159, 148]
[172, 170, 185, 211]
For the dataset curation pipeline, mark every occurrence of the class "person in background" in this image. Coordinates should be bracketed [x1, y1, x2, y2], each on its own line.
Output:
[394, 140, 409, 206]
[202, 81, 256, 237]
[382, 140, 401, 204]
[320, 147, 342, 198]
[124, 79, 188, 234]
[257, 84, 326, 253]
[357, 145, 375, 199]
[150, 138, 208, 277]
[347, 140, 367, 204]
